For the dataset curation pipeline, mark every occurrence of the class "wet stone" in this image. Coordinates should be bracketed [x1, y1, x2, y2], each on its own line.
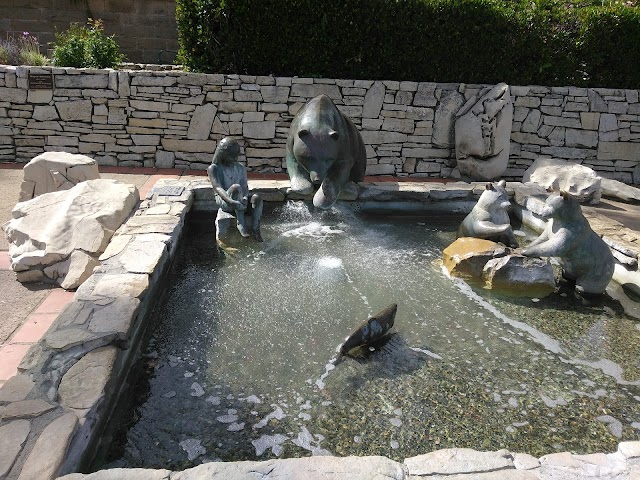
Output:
[0, 398, 56, 420]
[0, 420, 30, 477]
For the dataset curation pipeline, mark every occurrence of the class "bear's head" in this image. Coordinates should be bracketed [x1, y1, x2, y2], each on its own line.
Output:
[293, 124, 340, 185]
[477, 179, 511, 213]
[539, 190, 581, 221]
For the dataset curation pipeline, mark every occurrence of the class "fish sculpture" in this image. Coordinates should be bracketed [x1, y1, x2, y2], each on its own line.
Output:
[335, 304, 398, 361]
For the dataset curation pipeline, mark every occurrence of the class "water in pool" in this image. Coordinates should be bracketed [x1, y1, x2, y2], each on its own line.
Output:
[96, 202, 640, 470]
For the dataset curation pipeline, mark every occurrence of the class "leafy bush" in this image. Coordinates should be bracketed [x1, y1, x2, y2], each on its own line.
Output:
[0, 32, 48, 66]
[176, 0, 640, 88]
[52, 19, 124, 69]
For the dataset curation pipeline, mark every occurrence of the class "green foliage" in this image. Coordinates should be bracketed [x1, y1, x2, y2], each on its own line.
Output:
[52, 19, 124, 69]
[175, 0, 640, 88]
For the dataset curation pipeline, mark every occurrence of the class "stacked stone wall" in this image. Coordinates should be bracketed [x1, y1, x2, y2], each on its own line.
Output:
[1, 65, 639, 183]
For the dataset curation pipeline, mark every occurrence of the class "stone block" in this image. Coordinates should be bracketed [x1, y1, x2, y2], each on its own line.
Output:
[363, 82, 385, 118]
[244, 121, 276, 139]
[566, 129, 598, 148]
[290, 83, 342, 101]
[361, 131, 407, 144]
[598, 142, 640, 161]
[130, 100, 170, 112]
[1, 87, 27, 103]
[580, 112, 600, 130]
[131, 134, 161, 146]
[27, 89, 53, 104]
[187, 103, 217, 140]
[155, 150, 175, 168]
[599, 113, 619, 133]
[413, 82, 437, 107]
[365, 163, 395, 175]
[382, 118, 414, 134]
[56, 74, 109, 89]
[161, 138, 216, 153]
[57, 100, 92, 122]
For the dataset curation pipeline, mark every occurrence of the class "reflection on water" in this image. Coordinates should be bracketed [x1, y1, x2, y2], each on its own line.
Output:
[96, 202, 640, 471]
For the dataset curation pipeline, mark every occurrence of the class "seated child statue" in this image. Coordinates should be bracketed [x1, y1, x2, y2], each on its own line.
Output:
[207, 137, 263, 243]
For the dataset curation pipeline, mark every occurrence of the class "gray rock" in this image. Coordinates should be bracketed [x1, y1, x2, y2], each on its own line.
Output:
[601, 178, 640, 203]
[18, 151, 100, 201]
[88, 296, 141, 339]
[483, 254, 556, 297]
[3, 179, 138, 289]
[363, 82, 385, 118]
[0, 374, 35, 402]
[0, 420, 30, 477]
[16, 413, 78, 480]
[0, 398, 56, 419]
[172, 455, 404, 480]
[405, 448, 514, 476]
[523, 157, 601, 204]
[187, 104, 217, 140]
[58, 345, 119, 410]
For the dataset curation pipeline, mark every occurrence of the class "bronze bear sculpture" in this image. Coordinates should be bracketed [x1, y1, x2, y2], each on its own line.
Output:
[286, 94, 366, 209]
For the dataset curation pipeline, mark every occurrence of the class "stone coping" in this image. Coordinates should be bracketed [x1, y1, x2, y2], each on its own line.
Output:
[0, 178, 638, 479]
[57, 443, 640, 479]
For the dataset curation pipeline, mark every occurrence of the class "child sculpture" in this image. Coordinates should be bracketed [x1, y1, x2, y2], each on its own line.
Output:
[207, 137, 263, 244]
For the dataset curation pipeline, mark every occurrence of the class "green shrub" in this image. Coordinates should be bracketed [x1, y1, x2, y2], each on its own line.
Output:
[176, 0, 639, 88]
[52, 19, 124, 69]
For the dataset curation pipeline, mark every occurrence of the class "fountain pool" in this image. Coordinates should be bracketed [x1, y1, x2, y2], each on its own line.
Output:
[93, 202, 640, 471]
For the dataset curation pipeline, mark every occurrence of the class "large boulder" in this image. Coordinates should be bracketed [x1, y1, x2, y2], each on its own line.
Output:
[442, 238, 509, 279]
[523, 157, 601, 204]
[19, 151, 100, 202]
[3, 179, 138, 290]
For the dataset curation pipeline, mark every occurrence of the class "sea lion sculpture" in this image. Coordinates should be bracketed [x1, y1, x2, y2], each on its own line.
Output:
[336, 304, 398, 361]
[286, 94, 366, 210]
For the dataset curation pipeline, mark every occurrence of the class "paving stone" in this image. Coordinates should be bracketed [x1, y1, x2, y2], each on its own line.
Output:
[58, 468, 171, 479]
[117, 234, 169, 274]
[171, 455, 404, 480]
[58, 345, 119, 411]
[0, 374, 35, 402]
[513, 452, 540, 470]
[88, 296, 141, 338]
[619, 441, 640, 459]
[16, 412, 78, 480]
[45, 327, 100, 350]
[120, 215, 182, 236]
[405, 448, 514, 476]
[0, 398, 55, 419]
[0, 420, 30, 477]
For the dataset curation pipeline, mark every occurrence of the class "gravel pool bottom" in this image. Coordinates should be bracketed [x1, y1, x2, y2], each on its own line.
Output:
[96, 202, 640, 471]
